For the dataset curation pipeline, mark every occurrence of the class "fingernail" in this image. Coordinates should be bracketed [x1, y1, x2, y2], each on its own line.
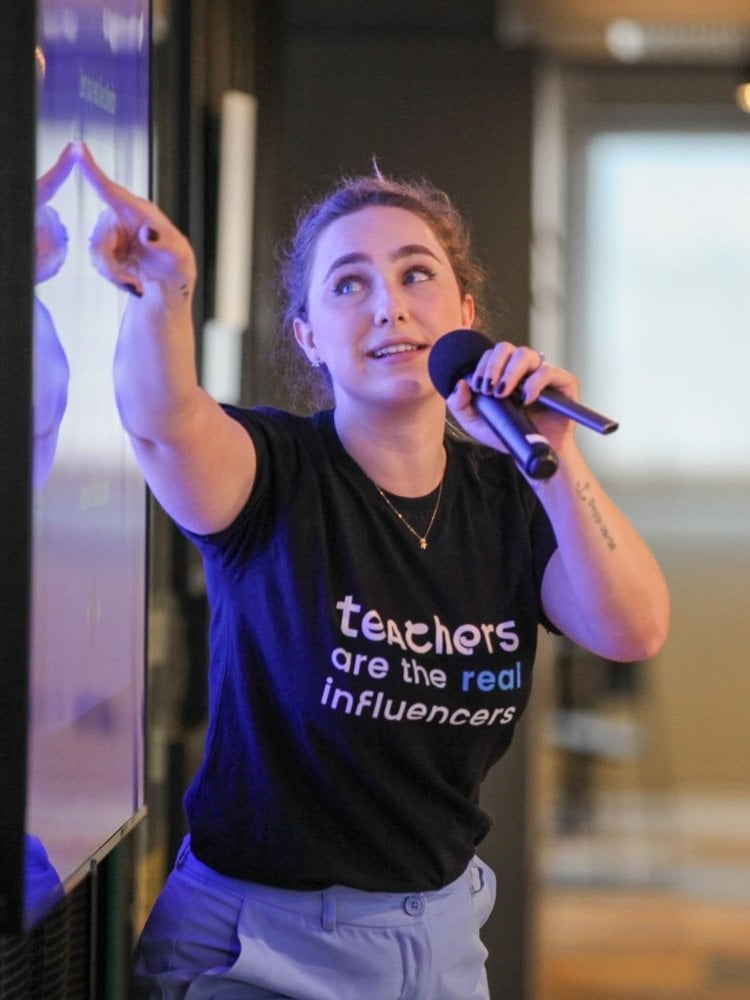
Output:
[494, 380, 506, 397]
[146, 227, 159, 242]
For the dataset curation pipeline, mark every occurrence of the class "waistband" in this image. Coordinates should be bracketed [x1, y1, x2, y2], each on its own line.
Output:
[176, 836, 487, 930]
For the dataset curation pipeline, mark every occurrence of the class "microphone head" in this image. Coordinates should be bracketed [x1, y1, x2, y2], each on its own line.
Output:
[428, 329, 494, 398]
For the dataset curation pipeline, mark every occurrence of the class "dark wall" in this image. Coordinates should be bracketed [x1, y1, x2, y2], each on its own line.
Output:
[249, 12, 536, 409]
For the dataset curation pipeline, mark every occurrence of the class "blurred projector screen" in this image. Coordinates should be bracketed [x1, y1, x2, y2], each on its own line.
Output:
[9, 0, 151, 931]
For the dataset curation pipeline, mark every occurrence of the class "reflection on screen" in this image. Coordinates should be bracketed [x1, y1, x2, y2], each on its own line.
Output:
[28, 0, 149, 928]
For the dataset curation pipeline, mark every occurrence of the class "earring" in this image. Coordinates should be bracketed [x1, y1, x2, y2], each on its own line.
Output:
[311, 352, 322, 369]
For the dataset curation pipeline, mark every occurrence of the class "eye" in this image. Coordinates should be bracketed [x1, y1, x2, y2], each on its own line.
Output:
[403, 264, 436, 285]
[333, 273, 365, 296]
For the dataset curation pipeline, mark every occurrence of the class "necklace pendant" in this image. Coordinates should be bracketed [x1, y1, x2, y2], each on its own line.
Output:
[373, 475, 443, 552]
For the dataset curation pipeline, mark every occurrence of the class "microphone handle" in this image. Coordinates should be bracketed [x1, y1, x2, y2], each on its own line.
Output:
[474, 394, 558, 480]
[535, 388, 619, 435]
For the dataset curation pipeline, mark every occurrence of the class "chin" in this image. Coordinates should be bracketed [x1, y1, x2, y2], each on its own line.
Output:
[383, 379, 437, 407]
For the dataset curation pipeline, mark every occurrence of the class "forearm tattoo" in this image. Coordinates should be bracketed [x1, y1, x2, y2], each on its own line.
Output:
[576, 481, 616, 550]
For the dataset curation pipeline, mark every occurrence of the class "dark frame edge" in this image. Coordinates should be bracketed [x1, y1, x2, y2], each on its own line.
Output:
[0, 4, 37, 936]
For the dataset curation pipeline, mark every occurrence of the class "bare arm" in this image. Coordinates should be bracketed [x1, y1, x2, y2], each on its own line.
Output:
[533, 447, 669, 661]
[446, 342, 670, 662]
[77, 143, 255, 534]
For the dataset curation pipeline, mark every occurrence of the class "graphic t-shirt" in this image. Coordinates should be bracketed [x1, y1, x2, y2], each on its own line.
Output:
[182, 407, 558, 892]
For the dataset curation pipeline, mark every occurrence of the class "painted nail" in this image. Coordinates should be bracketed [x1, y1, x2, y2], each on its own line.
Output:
[146, 227, 159, 242]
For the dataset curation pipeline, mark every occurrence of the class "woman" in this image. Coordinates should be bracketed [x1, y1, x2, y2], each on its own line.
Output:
[77, 144, 669, 999]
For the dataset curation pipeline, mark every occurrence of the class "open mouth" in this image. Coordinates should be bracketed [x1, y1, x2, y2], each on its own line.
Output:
[369, 343, 426, 359]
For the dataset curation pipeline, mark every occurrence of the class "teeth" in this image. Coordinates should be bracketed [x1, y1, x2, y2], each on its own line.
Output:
[372, 344, 420, 358]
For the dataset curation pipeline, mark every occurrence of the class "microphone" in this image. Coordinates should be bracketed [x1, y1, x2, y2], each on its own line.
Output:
[428, 330, 619, 480]
[428, 329, 558, 479]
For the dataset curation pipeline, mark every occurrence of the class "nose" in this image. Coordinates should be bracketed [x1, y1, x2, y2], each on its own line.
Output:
[373, 281, 407, 326]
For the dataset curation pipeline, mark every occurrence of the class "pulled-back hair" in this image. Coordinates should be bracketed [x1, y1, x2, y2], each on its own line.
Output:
[276, 171, 488, 410]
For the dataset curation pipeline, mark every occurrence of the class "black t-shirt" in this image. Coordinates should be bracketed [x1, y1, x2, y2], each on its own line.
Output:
[182, 407, 558, 892]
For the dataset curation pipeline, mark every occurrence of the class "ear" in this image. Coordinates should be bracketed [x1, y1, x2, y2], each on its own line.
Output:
[461, 293, 476, 329]
[293, 317, 317, 363]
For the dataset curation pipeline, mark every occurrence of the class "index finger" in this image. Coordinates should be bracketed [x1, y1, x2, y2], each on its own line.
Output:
[37, 142, 76, 204]
[74, 141, 148, 216]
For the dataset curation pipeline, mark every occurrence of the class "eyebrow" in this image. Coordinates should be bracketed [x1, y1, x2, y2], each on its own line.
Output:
[321, 243, 441, 284]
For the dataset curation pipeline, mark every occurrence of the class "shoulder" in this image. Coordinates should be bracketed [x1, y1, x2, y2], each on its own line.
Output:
[183, 407, 337, 547]
[219, 405, 334, 458]
[221, 403, 315, 435]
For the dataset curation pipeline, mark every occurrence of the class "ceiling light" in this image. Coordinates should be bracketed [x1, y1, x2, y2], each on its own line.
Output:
[736, 60, 750, 113]
[605, 19, 646, 62]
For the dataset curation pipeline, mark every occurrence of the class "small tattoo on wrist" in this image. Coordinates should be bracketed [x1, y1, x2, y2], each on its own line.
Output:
[576, 480, 616, 550]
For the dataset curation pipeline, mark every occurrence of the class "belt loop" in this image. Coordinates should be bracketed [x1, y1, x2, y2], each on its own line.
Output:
[469, 864, 484, 895]
[321, 890, 336, 932]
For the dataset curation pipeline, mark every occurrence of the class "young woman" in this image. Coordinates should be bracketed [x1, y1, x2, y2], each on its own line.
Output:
[77, 144, 669, 999]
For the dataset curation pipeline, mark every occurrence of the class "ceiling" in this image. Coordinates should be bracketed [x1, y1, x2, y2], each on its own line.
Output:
[279, 0, 750, 65]
[500, 0, 750, 63]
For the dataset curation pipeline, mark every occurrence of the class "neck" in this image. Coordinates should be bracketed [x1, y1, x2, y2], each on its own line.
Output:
[334, 396, 447, 497]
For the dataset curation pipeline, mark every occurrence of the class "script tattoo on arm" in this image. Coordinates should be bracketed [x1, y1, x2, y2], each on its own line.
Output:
[575, 481, 617, 551]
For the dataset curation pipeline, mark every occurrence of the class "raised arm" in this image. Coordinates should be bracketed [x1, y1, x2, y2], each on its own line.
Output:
[447, 342, 670, 663]
[76, 143, 256, 534]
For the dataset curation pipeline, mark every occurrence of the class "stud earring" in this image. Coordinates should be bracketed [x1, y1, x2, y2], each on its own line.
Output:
[311, 352, 322, 369]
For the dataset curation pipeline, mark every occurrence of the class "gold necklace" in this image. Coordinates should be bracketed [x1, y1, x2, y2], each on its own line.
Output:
[374, 477, 444, 550]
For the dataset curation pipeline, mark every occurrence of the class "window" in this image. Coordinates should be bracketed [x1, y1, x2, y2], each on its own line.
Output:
[574, 129, 750, 479]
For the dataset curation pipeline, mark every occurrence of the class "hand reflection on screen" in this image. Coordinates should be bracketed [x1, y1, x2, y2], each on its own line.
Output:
[33, 142, 75, 487]
[24, 834, 63, 927]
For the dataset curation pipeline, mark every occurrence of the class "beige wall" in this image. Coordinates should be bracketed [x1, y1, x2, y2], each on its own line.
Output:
[650, 534, 749, 791]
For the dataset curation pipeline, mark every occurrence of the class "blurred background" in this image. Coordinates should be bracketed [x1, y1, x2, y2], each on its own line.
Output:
[141, 2, 750, 998]
[3, 1, 748, 997]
